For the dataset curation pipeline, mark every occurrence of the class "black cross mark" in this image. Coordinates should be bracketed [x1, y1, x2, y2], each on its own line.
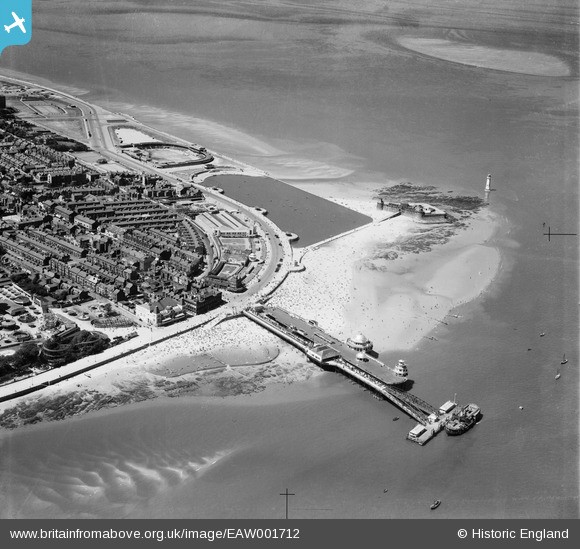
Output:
[279, 488, 295, 519]
[542, 225, 577, 242]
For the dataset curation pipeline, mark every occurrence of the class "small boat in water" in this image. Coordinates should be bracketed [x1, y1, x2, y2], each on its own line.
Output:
[393, 416, 400, 421]
[383, 489, 388, 493]
[561, 354, 568, 365]
[555, 372, 561, 380]
[430, 500, 441, 510]
[540, 332, 545, 337]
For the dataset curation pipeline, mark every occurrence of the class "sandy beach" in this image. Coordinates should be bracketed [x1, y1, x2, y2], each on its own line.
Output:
[0, 316, 322, 428]
[0, 178, 505, 428]
[271, 205, 504, 353]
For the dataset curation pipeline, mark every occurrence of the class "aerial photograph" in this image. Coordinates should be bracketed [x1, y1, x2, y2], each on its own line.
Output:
[0, 0, 577, 521]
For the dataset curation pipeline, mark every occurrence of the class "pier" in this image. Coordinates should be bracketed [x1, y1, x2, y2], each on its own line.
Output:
[243, 306, 460, 445]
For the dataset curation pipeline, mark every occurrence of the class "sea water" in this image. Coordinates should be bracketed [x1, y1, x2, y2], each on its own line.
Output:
[0, 0, 577, 518]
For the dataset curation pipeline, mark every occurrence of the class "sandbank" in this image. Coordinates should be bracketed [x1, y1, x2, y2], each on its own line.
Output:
[398, 37, 570, 77]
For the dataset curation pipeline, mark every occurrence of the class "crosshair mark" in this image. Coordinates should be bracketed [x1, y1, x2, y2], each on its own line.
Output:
[279, 488, 295, 519]
[542, 225, 577, 242]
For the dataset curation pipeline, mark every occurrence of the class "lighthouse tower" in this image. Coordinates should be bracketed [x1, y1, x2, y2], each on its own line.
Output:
[485, 174, 492, 192]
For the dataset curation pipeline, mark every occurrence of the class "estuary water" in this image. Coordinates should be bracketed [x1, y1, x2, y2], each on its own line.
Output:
[0, 0, 578, 518]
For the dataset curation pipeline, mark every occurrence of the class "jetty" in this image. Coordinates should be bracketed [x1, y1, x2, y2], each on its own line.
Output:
[244, 306, 464, 445]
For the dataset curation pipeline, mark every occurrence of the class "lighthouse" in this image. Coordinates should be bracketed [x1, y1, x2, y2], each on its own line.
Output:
[485, 174, 492, 192]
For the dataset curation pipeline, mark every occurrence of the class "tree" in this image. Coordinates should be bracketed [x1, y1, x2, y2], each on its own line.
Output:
[10, 273, 28, 284]
[43, 337, 60, 351]
[0, 355, 12, 372]
[54, 289, 68, 302]
[17, 189, 34, 202]
[11, 342, 40, 371]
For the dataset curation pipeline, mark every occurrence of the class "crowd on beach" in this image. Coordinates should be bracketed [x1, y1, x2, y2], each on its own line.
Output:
[271, 208, 501, 353]
[270, 215, 418, 341]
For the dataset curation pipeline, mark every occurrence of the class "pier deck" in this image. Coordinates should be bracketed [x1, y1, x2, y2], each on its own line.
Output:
[259, 306, 403, 385]
[244, 306, 452, 445]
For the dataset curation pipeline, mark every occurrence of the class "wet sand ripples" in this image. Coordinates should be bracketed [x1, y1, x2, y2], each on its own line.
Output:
[0, 438, 235, 518]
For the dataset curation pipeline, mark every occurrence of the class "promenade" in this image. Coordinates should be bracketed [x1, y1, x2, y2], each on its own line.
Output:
[0, 74, 296, 405]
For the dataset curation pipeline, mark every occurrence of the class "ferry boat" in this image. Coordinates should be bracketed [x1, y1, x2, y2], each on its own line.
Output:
[444, 403, 481, 436]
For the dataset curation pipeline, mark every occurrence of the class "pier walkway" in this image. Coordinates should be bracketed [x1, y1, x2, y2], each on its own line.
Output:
[243, 306, 451, 443]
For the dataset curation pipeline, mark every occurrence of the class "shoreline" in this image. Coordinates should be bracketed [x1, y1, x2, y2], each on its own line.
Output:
[0, 71, 508, 430]
[0, 70, 301, 404]
[0, 204, 506, 430]
[0, 316, 325, 429]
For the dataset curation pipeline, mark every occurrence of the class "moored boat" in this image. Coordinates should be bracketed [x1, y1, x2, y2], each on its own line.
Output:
[444, 403, 481, 436]
[445, 417, 473, 436]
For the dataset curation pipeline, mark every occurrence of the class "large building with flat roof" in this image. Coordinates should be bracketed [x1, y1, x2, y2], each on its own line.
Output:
[195, 210, 256, 238]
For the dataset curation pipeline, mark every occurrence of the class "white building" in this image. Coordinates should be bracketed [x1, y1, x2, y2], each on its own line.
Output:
[346, 333, 373, 353]
[195, 210, 256, 238]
